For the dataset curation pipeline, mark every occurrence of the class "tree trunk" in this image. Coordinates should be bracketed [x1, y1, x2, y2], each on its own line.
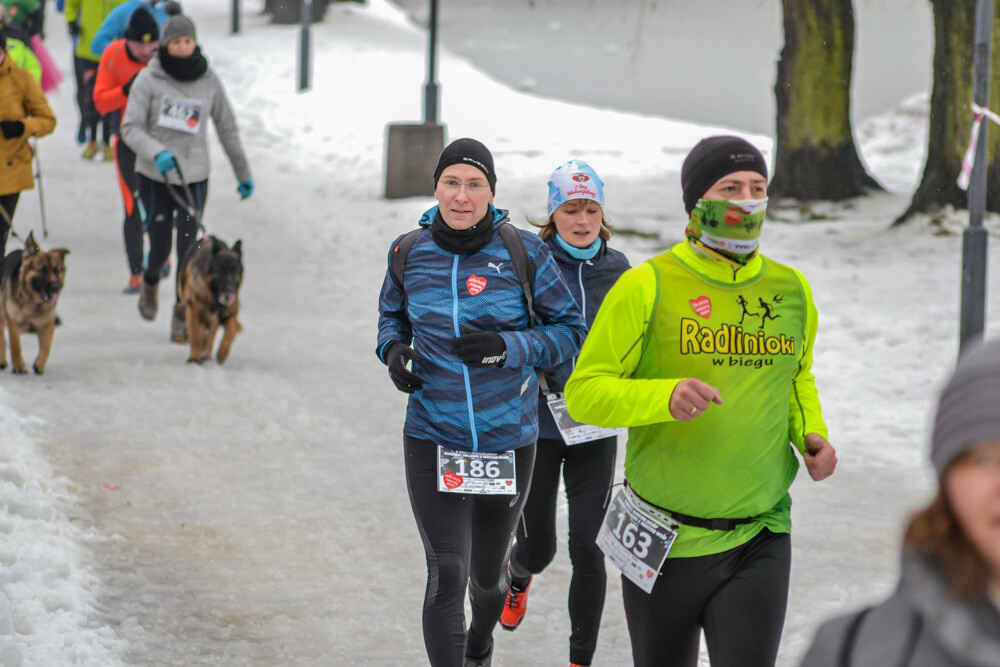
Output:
[898, 0, 1000, 223]
[770, 0, 881, 202]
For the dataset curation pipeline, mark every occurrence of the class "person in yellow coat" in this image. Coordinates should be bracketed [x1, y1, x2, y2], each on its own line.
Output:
[0, 27, 55, 256]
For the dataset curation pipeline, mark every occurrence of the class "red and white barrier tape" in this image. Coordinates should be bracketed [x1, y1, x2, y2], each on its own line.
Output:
[958, 103, 1000, 190]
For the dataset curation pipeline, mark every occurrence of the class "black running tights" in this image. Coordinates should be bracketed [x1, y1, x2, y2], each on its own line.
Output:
[137, 175, 207, 298]
[508, 435, 616, 666]
[404, 436, 535, 667]
[622, 528, 791, 667]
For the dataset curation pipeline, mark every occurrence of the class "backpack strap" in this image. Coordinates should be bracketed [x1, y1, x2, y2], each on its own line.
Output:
[389, 227, 425, 291]
[497, 222, 537, 327]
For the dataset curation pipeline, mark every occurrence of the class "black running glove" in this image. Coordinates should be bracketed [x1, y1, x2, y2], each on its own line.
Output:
[385, 342, 426, 394]
[0, 121, 25, 139]
[67, 20, 81, 37]
[451, 331, 506, 368]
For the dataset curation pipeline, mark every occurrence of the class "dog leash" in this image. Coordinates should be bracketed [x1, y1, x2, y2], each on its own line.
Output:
[164, 162, 207, 236]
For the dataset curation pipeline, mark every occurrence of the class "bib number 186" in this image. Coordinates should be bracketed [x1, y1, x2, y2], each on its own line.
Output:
[437, 447, 516, 495]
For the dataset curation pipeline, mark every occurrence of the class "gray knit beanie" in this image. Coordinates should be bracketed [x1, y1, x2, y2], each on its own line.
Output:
[161, 14, 196, 45]
[931, 338, 1000, 476]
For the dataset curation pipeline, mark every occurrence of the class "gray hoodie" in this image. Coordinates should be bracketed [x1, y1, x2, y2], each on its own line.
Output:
[800, 554, 1000, 667]
[120, 55, 251, 185]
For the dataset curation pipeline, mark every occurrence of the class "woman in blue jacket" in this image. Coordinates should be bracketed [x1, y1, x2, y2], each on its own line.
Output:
[500, 160, 630, 667]
[376, 139, 586, 667]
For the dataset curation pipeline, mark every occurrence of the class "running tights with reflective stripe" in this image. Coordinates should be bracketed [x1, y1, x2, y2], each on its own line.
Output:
[404, 435, 535, 667]
[622, 528, 791, 667]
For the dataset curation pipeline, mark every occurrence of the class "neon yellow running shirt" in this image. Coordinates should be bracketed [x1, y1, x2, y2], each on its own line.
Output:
[565, 242, 827, 557]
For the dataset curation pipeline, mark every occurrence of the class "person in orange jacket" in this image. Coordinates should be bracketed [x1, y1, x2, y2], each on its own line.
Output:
[92, 6, 157, 293]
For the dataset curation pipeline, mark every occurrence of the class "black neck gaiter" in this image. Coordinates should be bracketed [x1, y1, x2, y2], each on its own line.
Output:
[430, 209, 494, 255]
[159, 45, 209, 82]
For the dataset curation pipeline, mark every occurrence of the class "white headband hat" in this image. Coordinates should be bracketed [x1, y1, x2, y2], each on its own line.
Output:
[546, 160, 605, 217]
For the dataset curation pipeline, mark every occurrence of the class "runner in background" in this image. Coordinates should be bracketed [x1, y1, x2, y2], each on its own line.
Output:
[92, 5, 157, 293]
[500, 160, 630, 667]
[120, 12, 252, 341]
[0, 25, 55, 255]
[376, 138, 586, 667]
[89, 0, 178, 57]
[64, 0, 122, 159]
[565, 136, 838, 667]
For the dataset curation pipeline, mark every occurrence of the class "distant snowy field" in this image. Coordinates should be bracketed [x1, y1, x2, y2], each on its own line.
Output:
[1, 0, 998, 665]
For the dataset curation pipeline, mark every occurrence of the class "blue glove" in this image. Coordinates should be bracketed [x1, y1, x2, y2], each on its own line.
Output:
[237, 179, 254, 200]
[154, 150, 177, 174]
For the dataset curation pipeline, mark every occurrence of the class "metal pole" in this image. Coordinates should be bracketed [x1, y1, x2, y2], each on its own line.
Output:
[961, 0, 993, 351]
[231, 0, 240, 34]
[299, 0, 312, 91]
[423, 0, 439, 124]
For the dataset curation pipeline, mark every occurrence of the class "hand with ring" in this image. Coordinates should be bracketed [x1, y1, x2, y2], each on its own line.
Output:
[669, 378, 724, 422]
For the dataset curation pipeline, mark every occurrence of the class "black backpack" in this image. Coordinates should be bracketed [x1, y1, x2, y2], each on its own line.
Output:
[389, 222, 539, 327]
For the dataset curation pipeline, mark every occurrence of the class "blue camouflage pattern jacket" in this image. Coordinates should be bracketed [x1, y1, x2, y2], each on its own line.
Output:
[377, 205, 586, 453]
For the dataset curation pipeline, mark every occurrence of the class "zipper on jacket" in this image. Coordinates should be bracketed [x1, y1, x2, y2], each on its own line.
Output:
[452, 255, 480, 452]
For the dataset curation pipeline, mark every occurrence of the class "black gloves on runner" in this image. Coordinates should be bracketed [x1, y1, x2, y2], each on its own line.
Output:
[385, 342, 426, 394]
[67, 21, 81, 37]
[451, 331, 506, 368]
[0, 121, 25, 139]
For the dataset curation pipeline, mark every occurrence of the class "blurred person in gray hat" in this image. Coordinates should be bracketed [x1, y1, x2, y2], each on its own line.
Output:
[120, 10, 253, 343]
[800, 338, 1000, 666]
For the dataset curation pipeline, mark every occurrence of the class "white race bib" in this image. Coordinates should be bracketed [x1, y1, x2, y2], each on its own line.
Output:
[437, 447, 517, 495]
[157, 95, 203, 134]
[546, 394, 627, 446]
[596, 486, 679, 594]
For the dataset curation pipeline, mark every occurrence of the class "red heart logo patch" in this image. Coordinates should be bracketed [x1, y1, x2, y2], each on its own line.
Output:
[443, 471, 464, 490]
[690, 296, 711, 318]
[505, 480, 513, 486]
[647, 570, 655, 578]
[467, 275, 487, 295]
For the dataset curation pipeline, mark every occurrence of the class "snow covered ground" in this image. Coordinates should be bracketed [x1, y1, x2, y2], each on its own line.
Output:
[1, 0, 999, 665]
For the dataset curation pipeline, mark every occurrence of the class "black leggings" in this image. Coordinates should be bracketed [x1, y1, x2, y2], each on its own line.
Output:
[404, 436, 536, 667]
[137, 174, 207, 298]
[114, 137, 143, 275]
[508, 435, 616, 666]
[73, 57, 111, 143]
[0, 193, 19, 259]
[622, 528, 791, 667]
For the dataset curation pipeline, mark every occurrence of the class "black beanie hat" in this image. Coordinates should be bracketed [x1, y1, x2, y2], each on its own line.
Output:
[433, 138, 496, 193]
[680, 136, 768, 214]
[124, 7, 159, 43]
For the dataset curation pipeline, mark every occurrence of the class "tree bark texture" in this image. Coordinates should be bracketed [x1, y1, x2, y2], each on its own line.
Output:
[771, 0, 881, 202]
[900, 0, 1000, 221]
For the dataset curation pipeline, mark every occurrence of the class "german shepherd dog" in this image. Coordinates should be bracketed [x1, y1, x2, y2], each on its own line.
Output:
[177, 236, 243, 364]
[0, 232, 69, 375]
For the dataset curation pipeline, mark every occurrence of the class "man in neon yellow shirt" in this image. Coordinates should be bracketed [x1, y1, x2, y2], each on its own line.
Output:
[565, 135, 837, 667]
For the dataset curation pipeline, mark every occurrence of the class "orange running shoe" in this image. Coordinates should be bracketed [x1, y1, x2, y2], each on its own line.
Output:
[499, 577, 531, 631]
[123, 274, 142, 294]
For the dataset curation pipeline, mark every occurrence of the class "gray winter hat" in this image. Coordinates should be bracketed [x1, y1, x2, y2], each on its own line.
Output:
[161, 14, 196, 45]
[931, 337, 1000, 476]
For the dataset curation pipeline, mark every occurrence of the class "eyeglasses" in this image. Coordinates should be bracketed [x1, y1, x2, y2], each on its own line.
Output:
[438, 179, 490, 193]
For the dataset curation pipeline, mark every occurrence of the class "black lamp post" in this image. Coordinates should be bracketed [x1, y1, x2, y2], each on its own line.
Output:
[384, 0, 446, 199]
[961, 0, 993, 352]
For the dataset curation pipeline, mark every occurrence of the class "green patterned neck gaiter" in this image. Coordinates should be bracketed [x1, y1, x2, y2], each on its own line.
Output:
[685, 198, 768, 264]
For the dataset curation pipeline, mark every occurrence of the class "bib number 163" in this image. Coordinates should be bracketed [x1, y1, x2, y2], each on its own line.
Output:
[596, 488, 678, 593]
